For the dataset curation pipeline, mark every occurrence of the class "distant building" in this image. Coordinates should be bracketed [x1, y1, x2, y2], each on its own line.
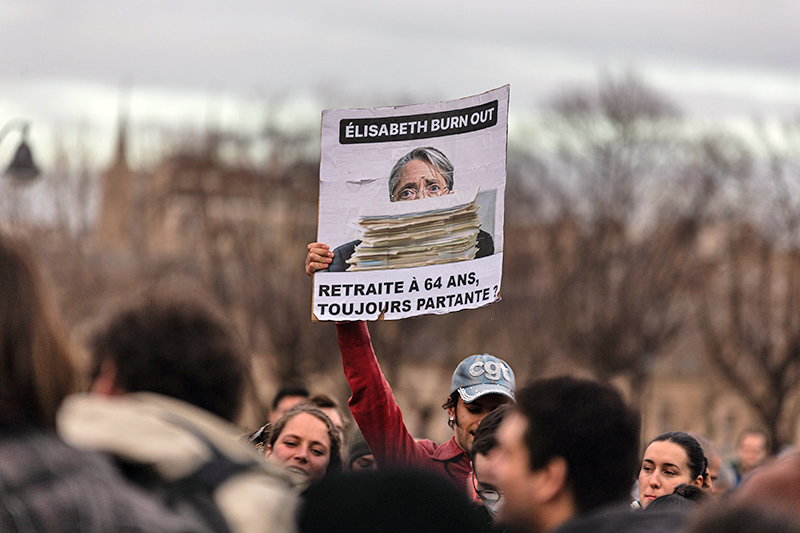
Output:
[95, 112, 138, 251]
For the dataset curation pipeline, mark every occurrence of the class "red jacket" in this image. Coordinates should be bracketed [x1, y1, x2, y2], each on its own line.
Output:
[336, 321, 472, 494]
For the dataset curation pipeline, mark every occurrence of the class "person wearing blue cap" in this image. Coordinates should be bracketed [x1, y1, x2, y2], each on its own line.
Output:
[307, 245, 516, 493]
[335, 320, 515, 495]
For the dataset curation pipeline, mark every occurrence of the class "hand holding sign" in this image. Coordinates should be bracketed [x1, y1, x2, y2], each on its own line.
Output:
[306, 242, 332, 276]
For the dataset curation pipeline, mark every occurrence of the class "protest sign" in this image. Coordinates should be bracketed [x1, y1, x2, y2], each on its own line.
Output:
[313, 86, 508, 321]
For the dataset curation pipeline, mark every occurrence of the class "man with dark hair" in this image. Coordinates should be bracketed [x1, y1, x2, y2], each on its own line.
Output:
[57, 290, 299, 533]
[495, 377, 685, 533]
[86, 294, 249, 421]
[269, 385, 310, 424]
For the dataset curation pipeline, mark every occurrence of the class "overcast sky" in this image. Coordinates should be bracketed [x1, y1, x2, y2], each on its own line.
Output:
[1, 0, 799, 167]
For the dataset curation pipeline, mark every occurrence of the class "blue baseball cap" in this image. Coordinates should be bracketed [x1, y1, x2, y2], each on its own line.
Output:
[450, 354, 515, 403]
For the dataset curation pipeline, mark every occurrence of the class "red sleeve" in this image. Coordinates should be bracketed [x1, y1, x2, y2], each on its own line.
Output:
[336, 321, 437, 469]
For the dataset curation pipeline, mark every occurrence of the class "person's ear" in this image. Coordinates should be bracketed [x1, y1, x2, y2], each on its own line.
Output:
[534, 456, 570, 503]
[691, 475, 704, 488]
[89, 359, 124, 396]
[447, 403, 455, 422]
[264, 444, 273, 460]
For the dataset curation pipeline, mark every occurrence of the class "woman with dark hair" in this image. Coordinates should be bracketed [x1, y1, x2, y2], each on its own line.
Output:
[637, 431, 707, 509]
[266, 403, 343, 486]
[0, 235, 211, 531]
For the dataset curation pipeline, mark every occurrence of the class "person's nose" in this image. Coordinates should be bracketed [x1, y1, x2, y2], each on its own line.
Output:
[293, 446, 309, 463]
[649, 473, 661, 488]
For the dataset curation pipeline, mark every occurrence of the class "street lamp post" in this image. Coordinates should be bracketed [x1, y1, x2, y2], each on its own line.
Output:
[0, 119, 40, 182]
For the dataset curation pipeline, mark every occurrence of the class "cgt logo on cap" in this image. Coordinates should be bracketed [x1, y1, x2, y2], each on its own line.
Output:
[451, 354, 515, 404]
[469, 359, 512, 382]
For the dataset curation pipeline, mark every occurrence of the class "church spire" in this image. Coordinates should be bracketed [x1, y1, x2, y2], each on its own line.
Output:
[112, 84, 131, 169]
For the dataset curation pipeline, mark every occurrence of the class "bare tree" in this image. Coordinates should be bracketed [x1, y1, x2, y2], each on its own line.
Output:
[524, 72, 694, 399]
[695, 125, 800, 451]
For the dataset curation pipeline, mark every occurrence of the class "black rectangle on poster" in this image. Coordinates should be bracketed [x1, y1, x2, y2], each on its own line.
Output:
[339, 100, 498, 145]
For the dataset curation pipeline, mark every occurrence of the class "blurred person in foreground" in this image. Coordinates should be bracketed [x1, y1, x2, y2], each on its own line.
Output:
[685, 504, 800, 533]
[730, 449, 800, 520]
[494, 377, 688, 533]
[0, 236, 208, 532]
[469, 405, 512, 526]
[298, 469, 491, 533]
[57, 287, 299, 533]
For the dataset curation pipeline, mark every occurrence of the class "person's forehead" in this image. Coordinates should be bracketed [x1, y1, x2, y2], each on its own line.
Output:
[644, 440, 689, 466]
[740, 434, 766, 446]
[282, 413, 330, 443]
[398, 159, 443, 177]
[498, 412, 526, 445]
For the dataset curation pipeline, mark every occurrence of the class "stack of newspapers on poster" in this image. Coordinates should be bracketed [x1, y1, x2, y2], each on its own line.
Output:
[346, 193, 482, 271]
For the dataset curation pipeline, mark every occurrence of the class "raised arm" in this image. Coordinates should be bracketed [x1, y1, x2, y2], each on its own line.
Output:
[336, 321, 436, 470]
[305, 242, 436, 469]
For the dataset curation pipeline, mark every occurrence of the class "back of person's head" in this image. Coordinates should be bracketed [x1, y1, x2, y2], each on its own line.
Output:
[647, 483, 709, 513]
[689, 433, 719, 464]
[471, 404, 511, 459]
[646, 493, 699, 513]
[672, 483, 711, 504]
[305, 393, 336, 410]
[298, 469, 489, 533]
[688, 432, 719, 491]
[515, 376, 641, 513]
[89, 288, 248, 422]
[686, 505, 800, 533]
[306, 394, 343, 421]
[0, 235, 75, 428]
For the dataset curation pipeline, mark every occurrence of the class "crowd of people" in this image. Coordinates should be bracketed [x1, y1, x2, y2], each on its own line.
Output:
[1, 230, 799, 532]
